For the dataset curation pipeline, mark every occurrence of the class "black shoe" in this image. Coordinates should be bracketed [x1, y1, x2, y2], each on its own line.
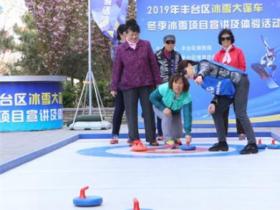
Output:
[149, 141, 159, 146]
[175, 139, 182, 146]
[240, 143, 258, 155]
[238, 133, 246, 140]
[208, 142, 229, 152]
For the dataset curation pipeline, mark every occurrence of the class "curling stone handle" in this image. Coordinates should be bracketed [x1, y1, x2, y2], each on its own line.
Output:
[133, 198, 140, 210]
[79, 186, 89, 199]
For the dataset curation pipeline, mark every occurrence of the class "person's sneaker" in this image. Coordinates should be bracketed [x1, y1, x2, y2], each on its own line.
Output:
[240, 143, 258, 155]
[165, 139, 175, 146]
[238, 133, 246, 140]
[128, 139, 140, 146]
[175, 139, 182, 146]
[149, 141, 159, 146]
[165, 139, 177, 149]
[110, 136, 119, 144]
[110, 139, 119, 144]
[156, 136, 163, 141]
[208, 142, 229, 152]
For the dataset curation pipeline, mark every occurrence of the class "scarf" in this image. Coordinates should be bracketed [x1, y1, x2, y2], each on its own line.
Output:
[126, 38, 138, 50]
[222, 45, 232, 64]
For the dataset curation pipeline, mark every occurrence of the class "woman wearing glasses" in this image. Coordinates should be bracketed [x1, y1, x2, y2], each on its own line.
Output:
[214, 29, 246, 141]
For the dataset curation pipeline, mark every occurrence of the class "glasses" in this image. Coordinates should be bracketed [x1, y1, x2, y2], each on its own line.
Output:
[166, 40, 175, 44]
[221, 36, 231, 41]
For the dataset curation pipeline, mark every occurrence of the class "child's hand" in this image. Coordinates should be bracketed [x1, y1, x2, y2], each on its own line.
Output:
[163, 108, 172, 117]
[208, 103, 216, 114]
[185, 135, 192, 144]
[195, 76, 203, 85]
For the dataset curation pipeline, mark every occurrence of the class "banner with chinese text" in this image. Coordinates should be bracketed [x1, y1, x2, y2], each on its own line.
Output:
[137, 0, 280, 126]
[0, 81, 64, 131]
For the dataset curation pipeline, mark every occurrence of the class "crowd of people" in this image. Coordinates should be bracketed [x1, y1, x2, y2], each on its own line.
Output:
[110, 19, 258, 155]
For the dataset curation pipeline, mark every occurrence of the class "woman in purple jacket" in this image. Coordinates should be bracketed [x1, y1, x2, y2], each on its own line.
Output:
[111, 19, 162, 146]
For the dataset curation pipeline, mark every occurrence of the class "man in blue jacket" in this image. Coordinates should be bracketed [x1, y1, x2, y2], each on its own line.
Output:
[178, 59, 258, 155]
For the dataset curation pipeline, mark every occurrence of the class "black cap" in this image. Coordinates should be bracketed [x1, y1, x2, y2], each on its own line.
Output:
[163, 35, 176, 43]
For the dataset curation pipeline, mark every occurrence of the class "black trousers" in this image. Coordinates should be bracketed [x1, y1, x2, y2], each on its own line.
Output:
[122, 86, 156, 142]
[223, 106, 245, 135]
[212, 75, 256, 144]
[157, 117, 163, 136]
[112, 91, 125, 136]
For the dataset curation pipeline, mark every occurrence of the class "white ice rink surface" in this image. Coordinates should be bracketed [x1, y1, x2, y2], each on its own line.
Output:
[1, 137, 280, 210]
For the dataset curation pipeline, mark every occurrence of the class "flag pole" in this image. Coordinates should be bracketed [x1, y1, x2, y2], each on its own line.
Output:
[70, 0, 110, 130]
[88, 0, 92, 114]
